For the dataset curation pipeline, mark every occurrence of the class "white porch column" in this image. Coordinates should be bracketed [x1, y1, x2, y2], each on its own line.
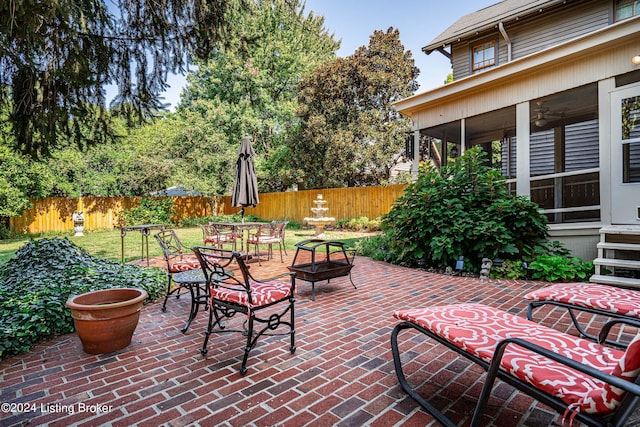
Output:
[460, 118, 466, 155]
[515, 101, 531, 197]
[412, 129, 420, 179]
[598, 77, 614, 225]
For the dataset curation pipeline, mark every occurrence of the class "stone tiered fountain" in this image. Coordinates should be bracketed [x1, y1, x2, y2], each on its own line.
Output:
[304, 194, 335, 237]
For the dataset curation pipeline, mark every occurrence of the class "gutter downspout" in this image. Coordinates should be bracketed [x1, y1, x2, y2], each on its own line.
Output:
[498, 22, 512, 62]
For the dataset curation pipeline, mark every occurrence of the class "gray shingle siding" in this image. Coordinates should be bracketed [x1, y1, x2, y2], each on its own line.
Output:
[445, 0, 611, 80]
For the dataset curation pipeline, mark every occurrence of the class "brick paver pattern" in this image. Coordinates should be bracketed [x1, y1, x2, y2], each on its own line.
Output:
[1, 252, 633, 426]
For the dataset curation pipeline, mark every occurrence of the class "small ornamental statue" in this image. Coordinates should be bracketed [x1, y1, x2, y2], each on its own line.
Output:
[72, 211, 85, 236]
[479, 258, 493, 279]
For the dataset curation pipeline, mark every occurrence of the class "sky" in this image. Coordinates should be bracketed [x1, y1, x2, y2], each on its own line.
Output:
[159, 0, 498, 109]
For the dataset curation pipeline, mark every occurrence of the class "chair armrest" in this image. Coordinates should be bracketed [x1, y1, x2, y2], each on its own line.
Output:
[248, 271, 296, 284]
[492, 337, 640, 396]
[598, 318, 640, 345]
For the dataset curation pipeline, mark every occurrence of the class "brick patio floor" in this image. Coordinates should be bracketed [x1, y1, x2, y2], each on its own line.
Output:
[0, 252, 634, 427]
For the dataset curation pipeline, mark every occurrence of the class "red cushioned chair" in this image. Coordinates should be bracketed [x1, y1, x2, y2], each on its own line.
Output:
[200, 223, 240, 250]
[246, 222, 285, 265]
[525, 282, 640, 347]
[154, 229, 201, 312]
[193, 246, 296, 375]
[391, 303, 640, 427]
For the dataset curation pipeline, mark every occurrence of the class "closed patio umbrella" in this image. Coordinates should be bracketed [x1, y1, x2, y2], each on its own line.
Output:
[231, 134, 259, 222]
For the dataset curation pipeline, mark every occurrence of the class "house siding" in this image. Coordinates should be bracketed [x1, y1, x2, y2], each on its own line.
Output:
[451, 0, 611, 80]
[408, 29, 639, 131]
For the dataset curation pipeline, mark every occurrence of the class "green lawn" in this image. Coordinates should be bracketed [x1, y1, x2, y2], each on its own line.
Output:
[0, 227, 371, 265]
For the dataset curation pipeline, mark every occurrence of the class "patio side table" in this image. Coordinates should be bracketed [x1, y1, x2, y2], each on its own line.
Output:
[120, 224, 166, 265]
[172, 268, 232, 333]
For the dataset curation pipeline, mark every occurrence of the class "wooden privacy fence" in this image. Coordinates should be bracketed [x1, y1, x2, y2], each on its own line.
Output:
[10, 184, 407, 234]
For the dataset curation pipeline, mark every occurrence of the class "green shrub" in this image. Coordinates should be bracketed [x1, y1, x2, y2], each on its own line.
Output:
[357, 233, 393, 262]
[380, 147, 548, 271]
[528, 255, 594, 282]
[335, 216, 381, 232]
[490, 259, 526, 280]
[0, 238, 165, 359]
[119, 197, 177, 226]
[0, 222, 10, 240]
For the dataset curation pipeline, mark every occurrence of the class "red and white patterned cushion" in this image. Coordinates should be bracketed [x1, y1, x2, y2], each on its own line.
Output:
[168, 255, 201, 273]
[210, 279, 292, 310]
[525, 282, 640, 318]
[204, 234, 238, 245]
[581, 334, 640, 414]
[393, 303, 637, 415]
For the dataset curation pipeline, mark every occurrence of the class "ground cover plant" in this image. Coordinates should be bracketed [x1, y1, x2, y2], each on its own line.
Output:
[0, 238, 165, 359]
[366, 147, 549, 272]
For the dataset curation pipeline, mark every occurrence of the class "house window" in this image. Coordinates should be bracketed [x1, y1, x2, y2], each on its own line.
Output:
[621, 95, 640, 183]
[472, 40, 496, 71]
[615, 0, 640, 21]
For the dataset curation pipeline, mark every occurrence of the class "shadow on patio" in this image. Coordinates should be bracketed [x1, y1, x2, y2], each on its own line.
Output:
[0, 252, 624, 426]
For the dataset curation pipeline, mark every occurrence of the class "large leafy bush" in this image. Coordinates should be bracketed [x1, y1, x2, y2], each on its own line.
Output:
[119, 197, 176, 226]
[378, 147, 548, 271]
[0, 238, 165, 359]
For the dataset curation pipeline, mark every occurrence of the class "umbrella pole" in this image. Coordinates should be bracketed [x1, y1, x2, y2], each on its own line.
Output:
[241, 207, 245, 223]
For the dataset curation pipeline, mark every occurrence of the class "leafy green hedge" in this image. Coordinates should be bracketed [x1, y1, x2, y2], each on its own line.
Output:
[335, 216, 381, 232]
[0, 238, 166, 359]
[369, 147, 549, 272]
[119, 197, 177, 226]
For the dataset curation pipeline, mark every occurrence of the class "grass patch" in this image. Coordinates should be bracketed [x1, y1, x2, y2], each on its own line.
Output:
[0, 227, 375, 264]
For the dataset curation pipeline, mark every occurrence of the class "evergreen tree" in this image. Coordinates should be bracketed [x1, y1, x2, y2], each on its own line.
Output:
[0, 0, 244, 159]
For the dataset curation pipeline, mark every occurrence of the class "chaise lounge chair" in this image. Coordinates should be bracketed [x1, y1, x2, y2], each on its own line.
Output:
[525, 282, 640, 347]
[391, 303, 640, 427]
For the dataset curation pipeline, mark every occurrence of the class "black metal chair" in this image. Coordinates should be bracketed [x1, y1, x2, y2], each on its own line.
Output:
[271, 220, 289, 255]
[200, 223, 240, 250]
[246, 222, 285, 265]
[154, 229, 201, 312]
[193, 246, 296, 375]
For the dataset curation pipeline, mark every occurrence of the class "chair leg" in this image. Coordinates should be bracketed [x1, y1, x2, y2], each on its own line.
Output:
[240, 313, 255, 375]
[256, 242, 262, 266]
[201, 305, 225, 355]
[289, 297, 296, 353]
[390, 323, 457, 427]
[162, 276, 181, 312]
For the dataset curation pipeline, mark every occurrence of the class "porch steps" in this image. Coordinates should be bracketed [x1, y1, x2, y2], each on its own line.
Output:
[590, 226, 640, 289]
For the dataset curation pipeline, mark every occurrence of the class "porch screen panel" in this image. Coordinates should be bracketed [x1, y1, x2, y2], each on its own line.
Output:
[530, 122, 600, 224]
[565, 120, 599, 171]
[500, 137, 517, 178]
[529, 130, 554, 176]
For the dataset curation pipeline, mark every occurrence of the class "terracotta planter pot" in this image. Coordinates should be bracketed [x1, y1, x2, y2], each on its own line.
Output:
[66, 288, 148, 354]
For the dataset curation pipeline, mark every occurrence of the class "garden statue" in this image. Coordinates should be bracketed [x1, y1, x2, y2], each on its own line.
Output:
[479, 258, 493, 279]
[72, 211, 85, 236]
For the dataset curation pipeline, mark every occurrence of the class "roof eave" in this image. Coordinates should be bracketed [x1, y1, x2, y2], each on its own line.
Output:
[422, 0, 567, 55]
[396, 16, 640, 118]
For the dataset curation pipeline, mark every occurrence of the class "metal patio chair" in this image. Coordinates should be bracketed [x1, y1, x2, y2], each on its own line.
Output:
[154, 229, 201, 312]
[193, 246, 296, 375]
